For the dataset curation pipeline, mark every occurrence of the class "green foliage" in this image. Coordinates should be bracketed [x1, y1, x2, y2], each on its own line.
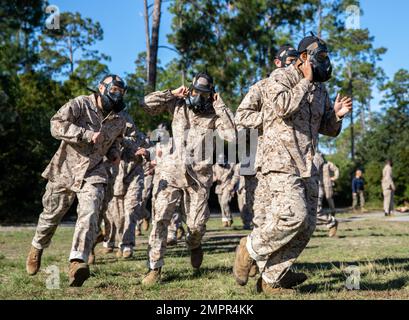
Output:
[0, 4, 110, 220]
[355, 69, 409, 204]
[167, 0, 317, 108]
[125, 53, 182, 134]
[39, 11, 110, 76]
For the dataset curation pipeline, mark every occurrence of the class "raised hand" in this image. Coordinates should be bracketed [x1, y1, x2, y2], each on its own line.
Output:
[334, 94, 353, 118]
[299, 58, 313, 81]
[171, 86, 189, 98]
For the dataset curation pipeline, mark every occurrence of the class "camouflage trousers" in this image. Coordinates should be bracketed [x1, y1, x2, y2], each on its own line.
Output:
[316, 183, 337, 229]
[251, 171, 266, 229]
[237, 175, 258, 228]
[32, 180, 104, 262]
[103, 172, 144, 251]
[167, 210, 184, 242]
[147, 178, 210, 269]
[246, 172, 317, 285]
[217, 191, 234, 222]
[136, 173, 154, 232]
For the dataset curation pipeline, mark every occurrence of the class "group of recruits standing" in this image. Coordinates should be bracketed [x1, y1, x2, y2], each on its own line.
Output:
[25, 33, 353, 294]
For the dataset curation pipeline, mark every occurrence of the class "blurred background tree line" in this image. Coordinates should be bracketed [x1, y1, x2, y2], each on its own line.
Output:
[0, 0, 407, 221]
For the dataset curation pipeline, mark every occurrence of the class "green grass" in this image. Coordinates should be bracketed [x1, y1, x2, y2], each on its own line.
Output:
[1, 213, 409, 300]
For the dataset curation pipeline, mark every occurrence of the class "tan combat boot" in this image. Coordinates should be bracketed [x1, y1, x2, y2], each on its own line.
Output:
[222, 221, 229, 228]
[233, 237, 254, 286]
[142, 268, 161, 286]
[256, 277, 295, 295]
[227, 220, 233, 227]
[248, 261, 258, 278]
[142, 218, 150, 232]
[190, 246, 203, 269]
[122, 249, 133, 259]
[116, 249, 123, 258]
[176, 226, 185, 240]
[328, 220, 338, 238]
[68, 261, 90, 287]
[26, 246, 43, 275]
[279, 270, 308, 288]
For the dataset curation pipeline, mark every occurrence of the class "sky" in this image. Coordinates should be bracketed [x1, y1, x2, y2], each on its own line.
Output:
[50, 0, 409, 111]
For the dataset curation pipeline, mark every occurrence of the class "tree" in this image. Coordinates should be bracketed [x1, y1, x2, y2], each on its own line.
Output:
[316, 0, 387, 160]
[167, 0, 317, 108]
[125, 53, 180, 133]
[355, 69, 409, 204]
[144, 0, 163, 92]
[39, 12, 110, 77]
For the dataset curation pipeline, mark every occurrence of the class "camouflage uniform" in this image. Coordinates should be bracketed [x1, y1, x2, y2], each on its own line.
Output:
[167, 198, 184, 242]
[236, 175, 247, 224]
[141, 160, 154, 220]
[102, 112, 147, 252]
[236, 65, 343, 285]
[235, 80, 269, 230]
[382, 163, 395, 215]
[142, 90, 236, 269]
[314, 152, 337, 229]
[213, 163, 239, 223]
[31, 94, 126, 262]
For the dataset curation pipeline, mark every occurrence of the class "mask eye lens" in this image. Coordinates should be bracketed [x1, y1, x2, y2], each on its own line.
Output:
[109, 86, 125, 95]
[317, 51, 328, 62]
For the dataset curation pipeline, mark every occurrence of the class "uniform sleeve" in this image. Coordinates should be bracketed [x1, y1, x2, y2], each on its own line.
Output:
[50, 98, 94, 144]
[141, 89, 178, 115]
[330, 162, 340, 180]
[235, 84, 263, 130]
[318, 89, 343, 137]
[213, 95, 237, 142]
[269, 69, 311, 119]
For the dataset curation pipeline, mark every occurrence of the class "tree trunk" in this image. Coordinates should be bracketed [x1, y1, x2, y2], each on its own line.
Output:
[347, 65, 355, 161]
[68, 33, 73, 74]
[147, 0, 162, 92]
[317, 0, 322, 38]
[143, 0, 150, 83]
[348, 79, 355, 161]
[360, 103, 366, 132]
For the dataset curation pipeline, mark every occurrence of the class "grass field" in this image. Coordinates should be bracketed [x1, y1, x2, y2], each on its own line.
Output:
[1, 211, 409, 300]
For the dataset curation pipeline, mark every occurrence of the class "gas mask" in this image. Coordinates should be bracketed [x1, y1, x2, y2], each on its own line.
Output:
[306, 42, 333, 82]
[184, 73, 215, 115]
[99, 75, 127, 114]
[185, 91, 214, 114]
[280, 48, 299, 67]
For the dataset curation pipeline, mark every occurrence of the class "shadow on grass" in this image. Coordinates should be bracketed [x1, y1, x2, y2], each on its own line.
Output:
[162, 265, 233, 283]
[93, 234, 241, 265]
[296, 257, 409, 292]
